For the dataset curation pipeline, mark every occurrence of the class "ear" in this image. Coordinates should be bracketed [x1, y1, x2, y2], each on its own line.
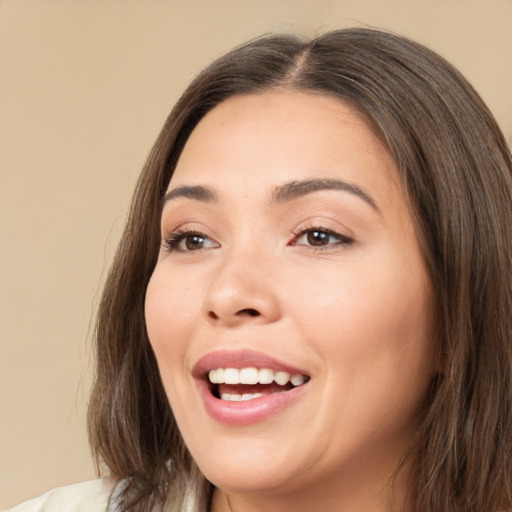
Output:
[436, 350, 447, 376]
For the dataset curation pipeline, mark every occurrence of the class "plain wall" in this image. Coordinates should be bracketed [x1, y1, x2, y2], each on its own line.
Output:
[1, 0, 511, 507]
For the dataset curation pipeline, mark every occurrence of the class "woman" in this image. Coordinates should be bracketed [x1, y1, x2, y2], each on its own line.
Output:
[10, 28, 512, 512]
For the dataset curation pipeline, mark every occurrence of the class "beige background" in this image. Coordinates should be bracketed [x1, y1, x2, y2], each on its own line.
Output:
[1, 0, 511, 507]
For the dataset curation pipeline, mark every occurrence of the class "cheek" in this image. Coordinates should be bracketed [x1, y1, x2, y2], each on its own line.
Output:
[145, 267, 206, 428]
[285, 248, 433, 383]
[145, 265, 202, 369]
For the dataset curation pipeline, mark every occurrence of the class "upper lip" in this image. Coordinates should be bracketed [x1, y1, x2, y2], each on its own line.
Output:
[192, 349, 310, 379]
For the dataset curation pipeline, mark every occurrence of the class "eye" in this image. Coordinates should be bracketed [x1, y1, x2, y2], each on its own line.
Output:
[291, 227, 353, 248]
[164, 230, 219, 252]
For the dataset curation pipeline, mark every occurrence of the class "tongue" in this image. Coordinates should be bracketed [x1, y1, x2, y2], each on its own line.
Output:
[217, 382, 293, 396]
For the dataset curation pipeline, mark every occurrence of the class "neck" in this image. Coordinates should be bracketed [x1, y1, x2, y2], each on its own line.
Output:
[209, 457, 414, 512]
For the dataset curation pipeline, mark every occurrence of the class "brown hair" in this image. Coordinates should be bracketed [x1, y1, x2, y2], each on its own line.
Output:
[88, 28, 512, 511]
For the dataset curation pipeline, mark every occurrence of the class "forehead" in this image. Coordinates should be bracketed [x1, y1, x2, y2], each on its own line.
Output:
[170, 91, 404, 215]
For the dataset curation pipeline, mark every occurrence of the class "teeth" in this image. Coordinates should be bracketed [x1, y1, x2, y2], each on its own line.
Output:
[240, 367, 259, 384]
[258, 368, 274, 384]
[208, 368, 224, 384]
[221, 393, 264, 401]
[208, 367, 307, 387]
[290, 374, 305, 386]
[224, 368, 240, 384]
[274, 371, 290, 386]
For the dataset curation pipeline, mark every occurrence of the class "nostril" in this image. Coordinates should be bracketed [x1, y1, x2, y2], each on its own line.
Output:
[206, 308, 261, 322]
[238, 308, 260, 317]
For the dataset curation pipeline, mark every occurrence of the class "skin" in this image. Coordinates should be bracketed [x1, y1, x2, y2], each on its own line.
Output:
[145, 91, 438, 512]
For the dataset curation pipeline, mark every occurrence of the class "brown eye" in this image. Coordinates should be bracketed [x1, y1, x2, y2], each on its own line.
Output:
[164, 231, 220, 252]
[307, 230, 331, 246]
[292, 228, 353, 248]
[184, 234, 207, 250]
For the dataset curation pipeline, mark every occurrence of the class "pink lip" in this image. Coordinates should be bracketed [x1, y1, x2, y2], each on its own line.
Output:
[193, 349, 310, 426]
[192, 349, 308, 378]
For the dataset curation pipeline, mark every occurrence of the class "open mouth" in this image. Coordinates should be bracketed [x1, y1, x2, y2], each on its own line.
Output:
[207, 367, 310, 402]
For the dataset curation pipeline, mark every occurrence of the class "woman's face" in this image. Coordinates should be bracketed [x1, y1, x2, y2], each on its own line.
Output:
[145, 91, 437, 506]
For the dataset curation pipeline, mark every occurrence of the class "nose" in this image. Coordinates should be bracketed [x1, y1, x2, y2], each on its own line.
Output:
[202, 250, 281, 327]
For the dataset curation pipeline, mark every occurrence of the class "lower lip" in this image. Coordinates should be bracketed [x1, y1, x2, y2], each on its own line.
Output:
[196, 379, 308, 426]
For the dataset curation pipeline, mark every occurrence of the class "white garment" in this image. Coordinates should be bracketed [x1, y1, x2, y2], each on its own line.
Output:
[3, 478, 117, 512]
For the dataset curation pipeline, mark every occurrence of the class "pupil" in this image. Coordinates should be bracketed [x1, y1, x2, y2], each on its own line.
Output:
[186, 235, 204, 250]
[307, 230, 329, 246]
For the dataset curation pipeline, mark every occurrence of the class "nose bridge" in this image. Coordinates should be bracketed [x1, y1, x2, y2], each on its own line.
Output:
[202, 236, 280, 325]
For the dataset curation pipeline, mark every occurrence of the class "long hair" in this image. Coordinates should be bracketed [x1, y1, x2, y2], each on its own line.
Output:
[88, 28, 512, 511]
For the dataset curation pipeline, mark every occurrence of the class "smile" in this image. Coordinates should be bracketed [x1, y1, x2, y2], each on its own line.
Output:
[193, 350, 311, 425]
[208, 367, 309, 401]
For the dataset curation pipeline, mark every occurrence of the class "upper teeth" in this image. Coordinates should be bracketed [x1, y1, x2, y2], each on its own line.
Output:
[208, 367, 306, 387]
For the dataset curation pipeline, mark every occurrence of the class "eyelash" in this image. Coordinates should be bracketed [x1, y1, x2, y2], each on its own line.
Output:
[162, 226, 353, 253]
[163, 228, 216, 252]
[290, 225, 353, 249]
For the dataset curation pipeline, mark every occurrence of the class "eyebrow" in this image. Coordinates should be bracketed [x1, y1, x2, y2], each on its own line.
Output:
[272, 178, 379, 211]
[163, 178, 379, 212]
[163, 185, 218, 205]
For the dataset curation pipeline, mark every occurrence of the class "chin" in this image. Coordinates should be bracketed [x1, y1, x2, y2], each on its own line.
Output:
[202, 463, 299, 496]
[189, 436, 308, 495]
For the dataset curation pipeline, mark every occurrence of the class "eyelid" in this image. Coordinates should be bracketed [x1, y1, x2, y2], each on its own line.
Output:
[289, 223, 354, 248]
[162, 225, 220, 253]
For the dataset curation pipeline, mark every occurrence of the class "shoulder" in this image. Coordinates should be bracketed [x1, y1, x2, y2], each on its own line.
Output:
[3, 478, 118, 512]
